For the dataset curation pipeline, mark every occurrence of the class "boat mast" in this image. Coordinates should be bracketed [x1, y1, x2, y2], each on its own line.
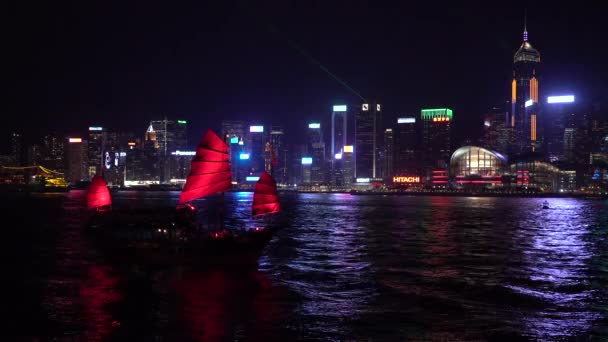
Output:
[219, 132, 227, 230]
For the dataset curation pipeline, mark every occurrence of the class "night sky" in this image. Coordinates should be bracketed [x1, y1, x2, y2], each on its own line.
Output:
[3, 1, 607, 148]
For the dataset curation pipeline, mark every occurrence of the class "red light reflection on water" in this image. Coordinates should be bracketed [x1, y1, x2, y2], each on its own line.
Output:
[173, 270, 281, 341]
[79, 265, 122, 340]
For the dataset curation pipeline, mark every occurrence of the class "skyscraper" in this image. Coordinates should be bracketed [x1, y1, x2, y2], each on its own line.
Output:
[87, 126, 105, 178]
[221, 120, 245, 142]
[355, 102, 382, 179]
[544, 95, 576, 162]
[308, 122, 326, 184]
[383, 128, 394, 180]
[149, 119, 188, 183]
[481, 106, 510, 155]
[395, 117, 418, 175]
[42, 133, 65, 172]
[270, 125, 287, 184]
[142, 124, 160, 182]
[246, 124, 266, 176]
[511, 18, 541, 154]
[222, 120, 246, 184]
[65, 137, 87, 184]
[331, 105, 348, 162]
[10, 132, 22, 166]
[421, 108, 452, 176]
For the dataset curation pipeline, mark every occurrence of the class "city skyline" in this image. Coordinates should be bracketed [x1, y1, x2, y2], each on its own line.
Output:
[3, 3, 607, 147]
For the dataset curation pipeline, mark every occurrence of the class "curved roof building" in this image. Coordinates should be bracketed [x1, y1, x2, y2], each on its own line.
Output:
[450, 146, 507, 177]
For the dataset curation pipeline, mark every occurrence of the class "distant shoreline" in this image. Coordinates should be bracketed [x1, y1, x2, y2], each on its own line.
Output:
[344, 191, 607, 199]
[1, 185, 605, 200]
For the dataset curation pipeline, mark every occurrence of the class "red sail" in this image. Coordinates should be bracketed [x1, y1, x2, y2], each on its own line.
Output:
[86, 175, 112, 209]
[179, 129, 232, 204]
[252, 171, 280, 216]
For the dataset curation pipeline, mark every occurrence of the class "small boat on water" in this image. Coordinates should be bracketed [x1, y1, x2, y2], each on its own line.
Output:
[86, 129, 282, 267]
[542, 200, 550, 209]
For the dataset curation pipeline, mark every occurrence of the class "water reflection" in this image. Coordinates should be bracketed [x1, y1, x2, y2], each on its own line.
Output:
[261, 193, 376, 338]
[79, 265, 122, 340]
[5, 191, 608, 340]
[508, 198, 601, 337]
[172, 269, 285, 340]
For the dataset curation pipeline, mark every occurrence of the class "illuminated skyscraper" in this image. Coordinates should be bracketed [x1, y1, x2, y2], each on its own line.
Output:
[10, 132, 22, 166]
[421, 108, 452, 176]
[545, 95, 576, 162]
[355, 102, 382, 179]
[331, 105, 347, 161]
[511, 18, 541, 154]
[308, 122, 326, 184]
[221, 120, 245, 142]
[481, 107, 510, 155]
[149, 119, 188, 183]
[331, 105, 348, 185]
[395, 117, 418, 175]
[87, 126, 105, 178]
[246, 124, 266, 176]
[383, 128, 394, 180]
[222, 120, 246, 183]
[65, 137, 87, 184]
[142, 124, 160, 182]
[42, 133, 64, 172]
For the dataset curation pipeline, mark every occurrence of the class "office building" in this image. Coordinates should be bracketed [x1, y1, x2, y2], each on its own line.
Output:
[331, 105, 348, 181]
[148, 119, 188, 183]
[481, 107, 510, 155]
[355, 102, 382, 179]
[87, 126, 106, 178]
[10, 132, 22, 166]
[246, 124, 266, 176]
[421, 108, 452, 177]
[42, 133, 65, 172]
[65, 137, 88, 184]
[308, 122, 326, 184]
[511, 20, 541, 154]
[270, 126, 287, 184]
[544, 95, 576, 162]
[383, 128, 394, 180]
[395, 117, 418, 175]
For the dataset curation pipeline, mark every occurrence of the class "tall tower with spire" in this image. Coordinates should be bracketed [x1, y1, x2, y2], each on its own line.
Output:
[511, 12, 541, 155]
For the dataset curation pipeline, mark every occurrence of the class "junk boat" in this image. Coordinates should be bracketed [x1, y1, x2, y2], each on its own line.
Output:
[86, 129, 282, 267]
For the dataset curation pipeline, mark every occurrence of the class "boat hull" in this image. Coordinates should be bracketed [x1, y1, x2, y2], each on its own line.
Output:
[86, 210, 276, 268]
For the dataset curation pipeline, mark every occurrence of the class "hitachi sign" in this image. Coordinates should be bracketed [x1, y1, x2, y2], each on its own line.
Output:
[393, 176, 420, 183]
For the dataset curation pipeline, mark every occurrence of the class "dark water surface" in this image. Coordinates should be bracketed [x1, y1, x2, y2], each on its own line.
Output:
[3, 191, 608, 340]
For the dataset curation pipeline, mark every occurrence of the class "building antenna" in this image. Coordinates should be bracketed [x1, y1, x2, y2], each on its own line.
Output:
[523, 9, 528, 41]
[267, 23, 366, 102]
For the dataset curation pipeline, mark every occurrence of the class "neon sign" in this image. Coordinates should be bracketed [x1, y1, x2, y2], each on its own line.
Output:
[397, 118, 415, 124]
[171, 151, 196, 156]
[308, 123, 320, 129]
[393, 176, 420, 183]
[249, 126, 264, 132]
[432, 117, 450, 122]
[547, 95, 575, 103]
